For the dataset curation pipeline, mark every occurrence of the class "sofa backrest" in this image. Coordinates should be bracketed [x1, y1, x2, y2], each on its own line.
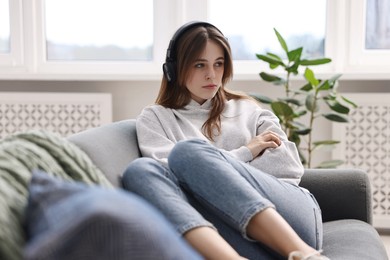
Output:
[68, 119, 140, 187]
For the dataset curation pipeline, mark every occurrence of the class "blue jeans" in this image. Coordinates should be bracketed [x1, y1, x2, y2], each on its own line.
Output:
[122, 139, 323, 259]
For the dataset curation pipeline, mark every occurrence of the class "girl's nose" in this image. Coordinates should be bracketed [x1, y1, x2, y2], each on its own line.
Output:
[206, 67, 216, 79]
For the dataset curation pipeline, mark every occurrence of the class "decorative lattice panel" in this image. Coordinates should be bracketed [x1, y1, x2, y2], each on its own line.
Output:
[0, 92, 112, 139]
[333, 93, 390, 229]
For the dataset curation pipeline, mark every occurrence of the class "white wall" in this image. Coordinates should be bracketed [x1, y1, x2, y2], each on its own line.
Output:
[0, 80, 160, 121]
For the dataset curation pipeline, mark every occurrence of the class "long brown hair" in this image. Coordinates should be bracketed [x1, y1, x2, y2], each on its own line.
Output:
[156, 23, 251, 140]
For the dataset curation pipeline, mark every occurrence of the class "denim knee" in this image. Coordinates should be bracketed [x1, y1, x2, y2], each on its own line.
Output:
[172, 139, 208, 154]
[121, 157, 183, 204]
[122, 157, 160, 188]
[169, 139, 209, 166]
[123, 157, 158, 176]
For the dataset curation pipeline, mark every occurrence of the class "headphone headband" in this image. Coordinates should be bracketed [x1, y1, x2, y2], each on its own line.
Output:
[162, 21, 223, 83]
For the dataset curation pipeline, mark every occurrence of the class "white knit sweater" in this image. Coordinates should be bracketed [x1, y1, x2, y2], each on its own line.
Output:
[136, 98, 304, 185]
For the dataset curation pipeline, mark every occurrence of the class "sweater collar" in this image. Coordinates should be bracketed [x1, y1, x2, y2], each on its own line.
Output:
[186, 99, 212, 110]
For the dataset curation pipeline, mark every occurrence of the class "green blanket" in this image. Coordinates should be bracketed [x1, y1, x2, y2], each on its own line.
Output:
[0, 130, 113, 260]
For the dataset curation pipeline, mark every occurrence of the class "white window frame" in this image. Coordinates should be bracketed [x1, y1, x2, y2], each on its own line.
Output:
[0, 0, 389, 80]
[32, 0, 178, 80]
[345, 0, 390, 76]
[0, 0, 24, 70]
[202, 0, 337, 80]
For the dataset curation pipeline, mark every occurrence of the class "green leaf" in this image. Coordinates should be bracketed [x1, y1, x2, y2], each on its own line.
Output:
[317, 80, 330, 91]
[324, 92, 336, 101]
[316, 159, 344, 168]
[341, 96, 358, 108]
[290, 121, 311, 135]
[313, 140, 340, 146]
[305, 93, 318, 112]
[271, 101, 294, 118]
[279, 98, 302, 106]
[326, 100, 350, 114]
[300, 58, 332, 66]
[266, 52, 283, 62]
[259, 72, 283, 83]
[290, 132, 302, 147]
[250, 93, 273, 104]
[256, 54, 285, 67]
[294, 110, 307, 117]
[300, 82, 313, 91]
[274, 28, 288, 53]
[286, 62, 300, 75]
[295, 128, 311, 135]
[322, 113, 349, 122]
[287, 47, 303, 62]
[304, 68, 319, 86]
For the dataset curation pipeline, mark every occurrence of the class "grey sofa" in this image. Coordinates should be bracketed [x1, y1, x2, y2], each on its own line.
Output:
[69, 119, 388, 260]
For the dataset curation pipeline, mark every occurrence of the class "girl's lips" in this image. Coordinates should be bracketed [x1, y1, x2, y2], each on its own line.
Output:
[203, 84, 217, 89]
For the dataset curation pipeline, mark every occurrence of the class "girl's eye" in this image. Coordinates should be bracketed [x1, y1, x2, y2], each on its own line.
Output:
[215, 61, 224, 67]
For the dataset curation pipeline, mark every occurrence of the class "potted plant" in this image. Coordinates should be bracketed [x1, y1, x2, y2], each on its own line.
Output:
[251, 29, 357, 168]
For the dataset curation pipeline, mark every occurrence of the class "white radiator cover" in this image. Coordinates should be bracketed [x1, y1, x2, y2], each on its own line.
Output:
[332, 93, 390, 229]
[0, 92, 112, 139]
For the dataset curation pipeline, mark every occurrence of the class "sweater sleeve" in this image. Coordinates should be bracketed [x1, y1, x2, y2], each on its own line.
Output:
[250, 109, 304, 185]
[136, 108, 174, 167]
[221, 146, 253, 163]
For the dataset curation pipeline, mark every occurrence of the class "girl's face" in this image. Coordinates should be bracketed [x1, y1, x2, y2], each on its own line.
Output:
[185, 40, 224, 104]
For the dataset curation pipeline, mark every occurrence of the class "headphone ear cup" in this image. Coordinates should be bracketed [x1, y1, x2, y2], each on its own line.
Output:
[164, 22, 223, 84]
[163, 61, 176, 83]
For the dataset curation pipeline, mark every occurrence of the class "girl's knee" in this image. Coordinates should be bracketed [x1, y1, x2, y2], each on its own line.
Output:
[123, 158, 157, 183]
[123, 157, 160, 176]
[170, 139, 209, 163]
[176, 139, 208, 151]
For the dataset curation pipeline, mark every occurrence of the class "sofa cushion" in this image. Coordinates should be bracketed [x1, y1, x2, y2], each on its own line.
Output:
[0, 130, 112, 260]
[322, 219, 388, 260]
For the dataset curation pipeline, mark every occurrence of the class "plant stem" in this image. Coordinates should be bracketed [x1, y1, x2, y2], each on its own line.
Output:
[283, 72, 291, 135]
[285, 72, 291, 98]
[307, 91, 318, 168]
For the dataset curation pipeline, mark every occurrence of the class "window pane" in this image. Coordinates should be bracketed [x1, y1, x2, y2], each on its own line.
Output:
[0, 0, 10, 53]
[208, 0, 326, 60]
[366, 0, 390, 49]
[44, 0, 153, 61]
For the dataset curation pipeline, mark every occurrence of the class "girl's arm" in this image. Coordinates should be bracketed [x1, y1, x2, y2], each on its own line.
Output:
[136, 108, 175, 166]
[250, 109, 304, 184]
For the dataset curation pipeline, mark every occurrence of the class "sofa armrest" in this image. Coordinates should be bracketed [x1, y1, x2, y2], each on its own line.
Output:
[300, 168, 372, 224]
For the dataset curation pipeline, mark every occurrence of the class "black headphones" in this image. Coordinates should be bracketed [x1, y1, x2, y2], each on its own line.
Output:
[162, 21, 224, 83]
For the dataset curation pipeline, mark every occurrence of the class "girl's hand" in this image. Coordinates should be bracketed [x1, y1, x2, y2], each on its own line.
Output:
[246, 131, 281, 158]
